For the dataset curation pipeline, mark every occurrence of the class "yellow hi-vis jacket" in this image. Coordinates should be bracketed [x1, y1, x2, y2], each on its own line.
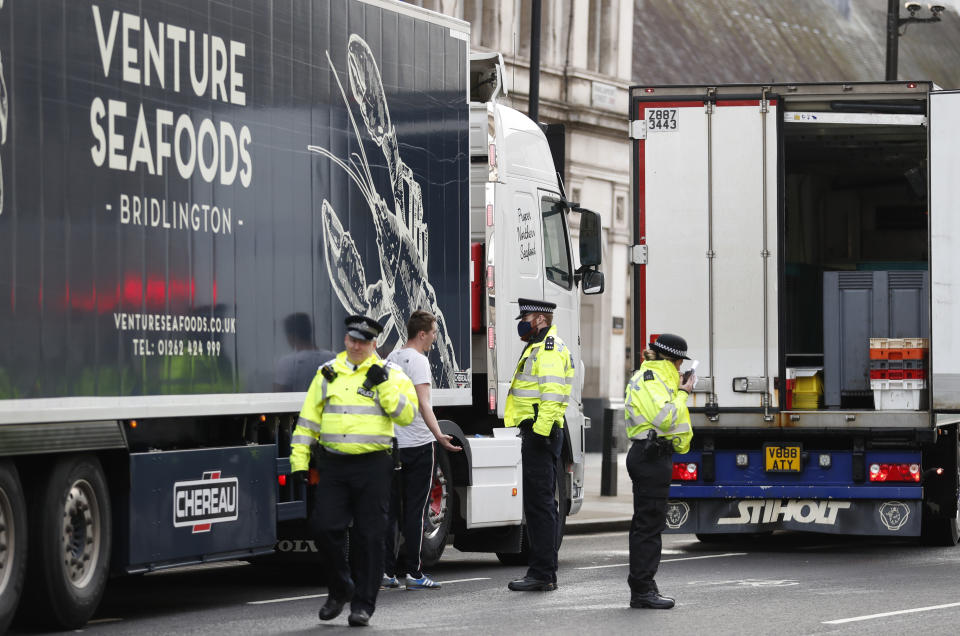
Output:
[290, 351, 417, 470]
[504, 325, 574, 436]
[625, 359, 693, 454]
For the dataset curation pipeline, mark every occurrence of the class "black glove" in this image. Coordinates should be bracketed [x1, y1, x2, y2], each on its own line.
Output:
[291, 470, 309, 489]
[363, 364, 389, 389]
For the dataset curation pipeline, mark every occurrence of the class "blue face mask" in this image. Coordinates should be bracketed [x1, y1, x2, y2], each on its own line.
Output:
[517, 320, 534, 339]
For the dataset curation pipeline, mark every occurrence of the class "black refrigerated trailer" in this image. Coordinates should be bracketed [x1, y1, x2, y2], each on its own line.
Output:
[0, 0, 473, 629]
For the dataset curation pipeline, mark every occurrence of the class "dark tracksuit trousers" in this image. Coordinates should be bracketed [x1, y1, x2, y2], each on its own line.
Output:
[626, 438, 673, 594]
[521, 422, 563, 584]
[384, 442, 436, 579]
[309, 449, 393, 615]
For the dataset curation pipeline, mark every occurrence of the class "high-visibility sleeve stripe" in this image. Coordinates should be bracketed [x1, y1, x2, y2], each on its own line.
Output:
[509, 388, 541, 398]
[652, 402, 677, 428]
[541, 393, 570, 403]
[389, 394, 409, 419]
[295, 417, 323, 434]
[320, 433, 393, 445]
[324, 404, 385, 416]
[291, 434, 316, 446]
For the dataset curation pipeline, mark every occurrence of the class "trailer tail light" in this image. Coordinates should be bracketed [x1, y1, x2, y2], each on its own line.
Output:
[488, 143, 497, 167]
[488, 388, 497, 412]
[869, 463, 921, 482]
[486, 203, 494, 226]
[486, 265, 494, 290]
[488, 326, 495, 349]
[672, 462, 698, 481]
[278, 474, 287, 486]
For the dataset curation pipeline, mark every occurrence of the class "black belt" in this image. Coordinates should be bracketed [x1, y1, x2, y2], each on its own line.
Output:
[316, 446, 391, 460]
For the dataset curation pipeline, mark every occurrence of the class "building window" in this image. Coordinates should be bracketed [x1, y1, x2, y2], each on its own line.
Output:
[587, 0, 617, 75]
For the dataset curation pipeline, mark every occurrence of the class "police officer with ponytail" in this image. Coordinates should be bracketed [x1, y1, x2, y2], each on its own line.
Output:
[624, 334, 695, 609]
[504, 298, 574, 592]
[290, 315, 418, 627]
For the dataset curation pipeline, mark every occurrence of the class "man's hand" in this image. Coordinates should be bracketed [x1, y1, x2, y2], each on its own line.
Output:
[364, 364, 389, 388]
[437, 434, 462, 452]
[292, 470, 309, 489]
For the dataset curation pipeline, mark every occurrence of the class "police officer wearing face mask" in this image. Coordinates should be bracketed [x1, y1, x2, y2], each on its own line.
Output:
[504, 298, 574, 592]
[624, 333, 695, 610]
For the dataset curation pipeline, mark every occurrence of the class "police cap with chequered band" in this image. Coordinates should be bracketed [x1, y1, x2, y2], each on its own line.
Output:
[344, 315, 383, 341]
[650, 333, 690, 360]
[515, 298, 557, 320]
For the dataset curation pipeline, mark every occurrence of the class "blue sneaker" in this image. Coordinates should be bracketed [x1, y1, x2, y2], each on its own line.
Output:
[381, 574, 400, 589]
[405, 573, 441, 589]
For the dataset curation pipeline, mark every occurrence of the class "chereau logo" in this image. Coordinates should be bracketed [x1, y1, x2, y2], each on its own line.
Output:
[173, 471, 239, 533]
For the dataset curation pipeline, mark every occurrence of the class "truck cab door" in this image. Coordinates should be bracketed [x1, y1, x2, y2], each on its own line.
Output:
[929, 90, 960, 411]
[632, 90, 779, 411]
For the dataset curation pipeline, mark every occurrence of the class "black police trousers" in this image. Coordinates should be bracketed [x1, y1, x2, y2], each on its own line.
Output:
[626, 438, 673, 594]
[521, 422, 563, 583]
[309, 449, 393, 615]
[384, 442, 436, 579]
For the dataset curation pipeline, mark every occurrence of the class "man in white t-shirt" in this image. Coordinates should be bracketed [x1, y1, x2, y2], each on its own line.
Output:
[382, 310, 461, 590]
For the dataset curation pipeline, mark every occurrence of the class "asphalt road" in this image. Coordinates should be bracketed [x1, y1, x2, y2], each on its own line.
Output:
[14, 531, 960, 635]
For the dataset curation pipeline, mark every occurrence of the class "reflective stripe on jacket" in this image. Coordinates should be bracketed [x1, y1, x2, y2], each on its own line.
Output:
[290, 351, 417, 470]
[504, 325, 574, 436]
[624, 359, 693, 454]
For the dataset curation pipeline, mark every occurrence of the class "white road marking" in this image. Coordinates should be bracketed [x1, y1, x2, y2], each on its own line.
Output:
[823, 601, 960, 625]
[247, 577, 491, 605]
[576, 552, 747, 570]
[248, 593, 326, 605]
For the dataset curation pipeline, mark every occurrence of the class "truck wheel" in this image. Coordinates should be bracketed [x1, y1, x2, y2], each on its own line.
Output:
[0, 460, 27, 635]
[24, 455, 112, 629]
[922, 440, 960, 547]
[420, 447, 452, 568]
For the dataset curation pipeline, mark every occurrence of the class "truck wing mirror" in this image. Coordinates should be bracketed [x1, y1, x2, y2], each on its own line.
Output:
[581, 268, 605, 295]
[578, 208, 602, 267]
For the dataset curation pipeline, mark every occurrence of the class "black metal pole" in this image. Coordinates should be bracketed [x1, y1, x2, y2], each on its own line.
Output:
[885, 0, 899, 81]
[529, 0, 541, 122]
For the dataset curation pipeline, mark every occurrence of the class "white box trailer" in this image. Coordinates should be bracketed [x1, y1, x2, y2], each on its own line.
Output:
[629, 81, 960, 542]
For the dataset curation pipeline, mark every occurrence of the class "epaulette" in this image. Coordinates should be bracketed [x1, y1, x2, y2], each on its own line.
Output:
[384, 361, 401, 371]
[643, 370, 655, 381]
[544, 336, 555, 351]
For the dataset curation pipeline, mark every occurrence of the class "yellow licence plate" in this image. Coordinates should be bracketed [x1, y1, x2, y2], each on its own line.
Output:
[764, 443, 802, 472]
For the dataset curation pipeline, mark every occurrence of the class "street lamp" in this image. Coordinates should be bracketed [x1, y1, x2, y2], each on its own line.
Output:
[885, 1, 946, 80]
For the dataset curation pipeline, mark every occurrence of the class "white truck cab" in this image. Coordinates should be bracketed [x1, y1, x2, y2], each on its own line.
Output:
[469, 53, 604, 515]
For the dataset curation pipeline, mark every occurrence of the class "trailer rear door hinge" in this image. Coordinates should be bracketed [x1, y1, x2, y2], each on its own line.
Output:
[628, 119, 646, 140]
[629, 244, 648, 265]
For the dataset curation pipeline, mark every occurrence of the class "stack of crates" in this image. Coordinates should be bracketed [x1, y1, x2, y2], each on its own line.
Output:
[869, 338, 929, 410]
[787, 367, 824, 409]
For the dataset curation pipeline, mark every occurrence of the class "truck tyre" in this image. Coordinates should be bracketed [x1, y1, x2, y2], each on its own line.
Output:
[420, 447, 452, 568]
[495, 456, 568, 566]
[922, 437, 960, 547]
[0, 460, 27, 635]
[24, 455, 112, 629]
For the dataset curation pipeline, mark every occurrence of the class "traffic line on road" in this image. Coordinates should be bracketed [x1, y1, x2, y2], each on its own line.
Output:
[823, 601, 960, 625]
[576, 552, 747, 570]
[247, 577, 491, 605]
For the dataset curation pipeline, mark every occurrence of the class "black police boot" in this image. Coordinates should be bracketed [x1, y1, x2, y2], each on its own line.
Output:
[508, 576, 557, 591]
[318, 596, 347, 621]
[319, 581, 355, 621]
[630, 590, 675, 609]
[348, 609, 371, 626]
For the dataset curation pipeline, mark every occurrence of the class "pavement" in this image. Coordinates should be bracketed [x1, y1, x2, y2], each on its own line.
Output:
[566, 451, 634, 534]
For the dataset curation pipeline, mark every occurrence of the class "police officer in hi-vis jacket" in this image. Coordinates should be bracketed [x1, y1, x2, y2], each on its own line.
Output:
[504, 298, 574, 592]
[290, 315, 418, 627]
[624, 333, 695, 609]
